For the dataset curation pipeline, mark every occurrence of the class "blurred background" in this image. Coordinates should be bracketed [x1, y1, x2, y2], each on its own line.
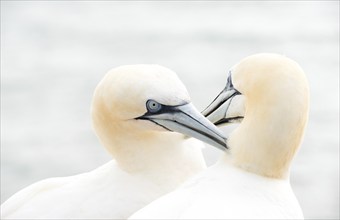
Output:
[1, 1, 339, 219]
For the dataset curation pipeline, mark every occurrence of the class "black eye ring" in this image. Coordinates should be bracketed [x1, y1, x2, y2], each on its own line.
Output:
[146, 100, 162, 113]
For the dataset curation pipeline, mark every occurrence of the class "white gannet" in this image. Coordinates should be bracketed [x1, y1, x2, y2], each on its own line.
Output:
[1, 64, 227, 219]
[129, 54, 309, 219]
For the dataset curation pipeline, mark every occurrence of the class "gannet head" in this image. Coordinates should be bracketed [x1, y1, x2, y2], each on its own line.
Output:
[92, 64, 226, 160]
[203, 53, 309, 178]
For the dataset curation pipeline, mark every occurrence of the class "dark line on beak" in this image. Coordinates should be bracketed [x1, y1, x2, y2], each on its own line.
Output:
[136, 118, 172, 131]
[180, 110, 226, 142]
[137, 117, 227, 149]
[202, 89, 225, 117]
[203, 90, 240, 118]
[174, 119, 228, 150]
[215, 116, 244, 126]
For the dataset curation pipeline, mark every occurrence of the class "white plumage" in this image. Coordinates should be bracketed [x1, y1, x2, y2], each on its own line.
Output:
[130, 54, 309, 219]
[1, 64, 227, 219]
[1, 140, 205, 219]
[130, 158, 304, 219]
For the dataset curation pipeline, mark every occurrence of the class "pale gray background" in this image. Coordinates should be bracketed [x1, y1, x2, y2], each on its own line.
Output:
[1, 1, 339, 219]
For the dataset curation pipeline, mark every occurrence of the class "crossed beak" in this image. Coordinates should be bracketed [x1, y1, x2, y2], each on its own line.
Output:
[202, 86, 245, 126]
[137, 102, 228, 151]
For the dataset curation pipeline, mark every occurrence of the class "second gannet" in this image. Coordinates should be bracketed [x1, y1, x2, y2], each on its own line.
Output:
[1, 64, 226, 219]
[129, 54, 309, 219]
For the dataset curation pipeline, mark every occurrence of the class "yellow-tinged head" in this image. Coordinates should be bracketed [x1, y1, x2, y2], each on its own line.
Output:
[93, 64, 190, 122]
[203, 53, 310, 178]
[91, 64, 226, 164]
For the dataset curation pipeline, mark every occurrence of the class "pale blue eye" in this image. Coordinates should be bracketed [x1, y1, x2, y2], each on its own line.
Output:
[146, 100, 162, 113]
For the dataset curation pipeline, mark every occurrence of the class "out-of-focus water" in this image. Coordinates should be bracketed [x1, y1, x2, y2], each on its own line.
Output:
[1, 1, 339, 219]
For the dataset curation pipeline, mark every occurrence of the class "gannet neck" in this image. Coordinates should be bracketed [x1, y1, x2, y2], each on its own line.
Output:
[226, 54, 310, 179]
[1, 64, 212, 220]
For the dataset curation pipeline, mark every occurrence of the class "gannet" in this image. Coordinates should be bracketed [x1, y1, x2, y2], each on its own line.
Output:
[129, 54, 309, 219]
[1, 64, 227, 219]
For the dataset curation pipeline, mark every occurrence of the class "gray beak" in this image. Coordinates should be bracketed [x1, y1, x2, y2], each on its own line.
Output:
[202, 74, 245, 126]
[137, 102, 227, 151]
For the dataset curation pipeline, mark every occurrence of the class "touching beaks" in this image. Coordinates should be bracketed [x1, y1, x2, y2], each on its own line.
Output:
[136, 101, 227, 151]
[202, 77, 245, 126]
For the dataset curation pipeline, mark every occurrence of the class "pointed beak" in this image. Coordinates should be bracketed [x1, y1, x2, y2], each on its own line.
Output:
[202, 88, 245, 126]
[137, 103, 227, 151]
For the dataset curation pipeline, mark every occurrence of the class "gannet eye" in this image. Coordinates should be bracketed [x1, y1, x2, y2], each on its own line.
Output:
[146, 100, 162, 113]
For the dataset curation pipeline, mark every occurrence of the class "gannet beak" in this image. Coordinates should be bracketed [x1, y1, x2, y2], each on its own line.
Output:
[137, 102, 227, 151]
[202, 76, 245, 126]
